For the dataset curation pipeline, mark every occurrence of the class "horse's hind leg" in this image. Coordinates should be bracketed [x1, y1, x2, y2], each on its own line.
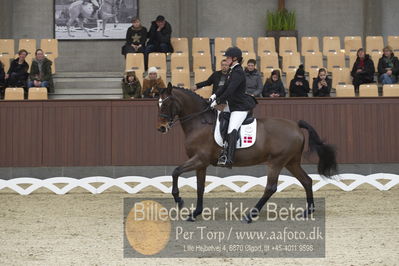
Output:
[242, 165, 282, 224]
[285, 160, 315, 217]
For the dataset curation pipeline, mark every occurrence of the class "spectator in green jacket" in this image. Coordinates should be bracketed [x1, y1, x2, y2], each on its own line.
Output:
[28, 49, 54, 92]
[377, 46, 399, 85]
[122, 70, 142, 99]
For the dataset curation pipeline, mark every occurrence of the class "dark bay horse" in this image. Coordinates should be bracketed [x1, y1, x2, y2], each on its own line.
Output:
[158, 84, 337, 223]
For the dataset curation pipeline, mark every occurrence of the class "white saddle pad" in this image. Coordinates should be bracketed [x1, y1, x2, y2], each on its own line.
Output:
[214, 116, 257, 149]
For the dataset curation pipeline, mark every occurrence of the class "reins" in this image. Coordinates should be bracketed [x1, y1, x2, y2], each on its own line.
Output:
[164, 105, 212, 128]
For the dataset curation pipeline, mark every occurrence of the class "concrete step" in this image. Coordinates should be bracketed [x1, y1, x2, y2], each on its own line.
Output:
[49, 94, 123, 100]
[55, 72, 123, 78]
[54, 78, 122, 89]
[52, 88, 122, 95]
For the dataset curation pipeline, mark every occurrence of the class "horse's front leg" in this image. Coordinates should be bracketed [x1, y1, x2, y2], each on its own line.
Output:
[171, 154, 205, 209]
[187, 167, 206, 222]
[67, 19, 75, 37]
[102, 18, 109, 37]
[78, 19, 91, 37]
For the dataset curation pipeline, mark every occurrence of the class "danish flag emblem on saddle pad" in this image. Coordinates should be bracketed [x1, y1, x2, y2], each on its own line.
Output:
[243, 136, 253, 144]
[214, 117, 257, 149]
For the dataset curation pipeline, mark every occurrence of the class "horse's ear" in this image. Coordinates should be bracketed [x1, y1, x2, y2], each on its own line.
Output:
[165, 82, 173, 95]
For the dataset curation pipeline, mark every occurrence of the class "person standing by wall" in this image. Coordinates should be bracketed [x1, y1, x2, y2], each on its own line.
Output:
[191, 59, 230, 94]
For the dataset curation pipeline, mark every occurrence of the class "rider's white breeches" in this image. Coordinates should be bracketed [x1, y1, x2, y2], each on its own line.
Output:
[227, 111, 248, 133]
[220, 103, 248, 133]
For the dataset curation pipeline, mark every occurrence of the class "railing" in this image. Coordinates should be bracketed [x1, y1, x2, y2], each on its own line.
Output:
[0, 97, 398, 167]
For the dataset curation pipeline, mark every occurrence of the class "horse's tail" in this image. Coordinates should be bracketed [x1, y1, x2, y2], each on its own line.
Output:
[298, 120, 338, 178]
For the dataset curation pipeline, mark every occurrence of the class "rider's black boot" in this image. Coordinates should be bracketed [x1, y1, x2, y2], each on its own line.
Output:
[225, 130, 238, 168]
[217, 130, 238, 168]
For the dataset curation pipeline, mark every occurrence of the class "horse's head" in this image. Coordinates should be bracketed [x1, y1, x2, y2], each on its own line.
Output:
[157, 83, 182, 133]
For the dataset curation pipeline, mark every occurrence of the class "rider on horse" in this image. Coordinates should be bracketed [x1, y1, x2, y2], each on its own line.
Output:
[82, 0, 100, 18]
[208, 47, 257, 168]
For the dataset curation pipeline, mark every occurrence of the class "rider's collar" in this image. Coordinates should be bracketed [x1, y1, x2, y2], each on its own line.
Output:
[230, 63, 239, 69]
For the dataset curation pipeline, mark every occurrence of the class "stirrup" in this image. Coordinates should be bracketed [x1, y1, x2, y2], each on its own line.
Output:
[217, 155, 228, 166]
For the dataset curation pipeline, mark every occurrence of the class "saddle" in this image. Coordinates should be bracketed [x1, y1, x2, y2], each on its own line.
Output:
[214, 111, 257, 149]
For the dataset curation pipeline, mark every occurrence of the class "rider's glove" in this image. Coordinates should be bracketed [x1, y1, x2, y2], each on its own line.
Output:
[209, 94, 216, 102]
[208, 94, 217, 108]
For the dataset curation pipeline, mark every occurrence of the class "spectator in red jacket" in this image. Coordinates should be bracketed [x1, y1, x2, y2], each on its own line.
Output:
[351, 48, 375, 92]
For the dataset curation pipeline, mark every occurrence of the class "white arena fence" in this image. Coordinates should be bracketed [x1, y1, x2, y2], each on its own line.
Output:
[0, 174, 398, 195]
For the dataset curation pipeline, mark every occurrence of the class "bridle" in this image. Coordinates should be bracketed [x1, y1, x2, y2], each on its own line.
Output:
[158, 96, 211, 129]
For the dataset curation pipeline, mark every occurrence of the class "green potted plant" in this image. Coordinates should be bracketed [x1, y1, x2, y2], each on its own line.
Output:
[266, 7, 298, 53]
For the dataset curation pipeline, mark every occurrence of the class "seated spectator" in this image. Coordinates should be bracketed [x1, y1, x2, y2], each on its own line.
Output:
[289, 65, 310, 97]
[312, 68, 331, 97]
[244, 59, 263, 97]
[351, 48, 375, 92]
[377, 46, 399, 85]
[5, 49, 29, 88]
[145, 15, 173, 69]
[262, 70, 286, 97]
[0, 60, 5, 87]
[28, 49, 54, 93]
[0, 60, 5, 98]
[122, 17, 147, 57]
[122, 70, 142, 99]
[191, 59, 229, 94]
[142, 67, 166, 98]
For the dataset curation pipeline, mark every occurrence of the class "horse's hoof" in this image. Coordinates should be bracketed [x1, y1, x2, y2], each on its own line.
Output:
[241, 215, 253, 224]
[186, 215, 196, 222]
[302, 208, 314, 219]
[178, 199, 184, 209]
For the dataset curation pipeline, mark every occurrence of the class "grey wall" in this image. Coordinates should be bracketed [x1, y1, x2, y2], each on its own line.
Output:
[0, 0, 13, 38]
[287, 0, 364, 39]
[197, 0, 276, 39]
[382, 0, 399, 36]
[0, 0, 398, 72]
